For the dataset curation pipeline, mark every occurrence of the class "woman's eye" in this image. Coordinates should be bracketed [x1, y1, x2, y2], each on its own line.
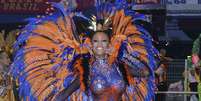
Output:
[102, 40, 108, 42]
[93, 40, 98, 42]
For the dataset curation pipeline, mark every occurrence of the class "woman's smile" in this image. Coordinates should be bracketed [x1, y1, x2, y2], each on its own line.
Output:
[92, 31, 109, 58]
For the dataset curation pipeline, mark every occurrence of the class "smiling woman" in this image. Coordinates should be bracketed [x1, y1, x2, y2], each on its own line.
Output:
[92, 31, 109, 59]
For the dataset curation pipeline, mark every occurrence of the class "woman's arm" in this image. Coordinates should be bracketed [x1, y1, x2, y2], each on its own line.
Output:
[54, 77, 80, 101]
[118, 41, 152, 77]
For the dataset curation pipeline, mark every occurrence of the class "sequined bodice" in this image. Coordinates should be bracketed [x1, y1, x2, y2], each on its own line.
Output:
[89, 59, 125, 101]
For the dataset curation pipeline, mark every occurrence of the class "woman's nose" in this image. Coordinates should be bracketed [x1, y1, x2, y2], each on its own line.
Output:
[97, 42, 103, 47]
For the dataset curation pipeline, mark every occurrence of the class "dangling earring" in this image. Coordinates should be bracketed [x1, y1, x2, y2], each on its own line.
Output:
[105, 44, 114, 55]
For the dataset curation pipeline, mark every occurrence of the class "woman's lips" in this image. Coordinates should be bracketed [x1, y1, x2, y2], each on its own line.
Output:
[97, 47, 103, 50]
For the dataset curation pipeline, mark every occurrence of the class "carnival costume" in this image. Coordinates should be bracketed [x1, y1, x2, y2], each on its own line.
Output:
[11, 0, 159, 100]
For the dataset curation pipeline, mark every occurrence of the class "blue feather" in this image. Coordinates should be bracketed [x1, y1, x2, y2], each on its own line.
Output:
[63, 74, 75, 88]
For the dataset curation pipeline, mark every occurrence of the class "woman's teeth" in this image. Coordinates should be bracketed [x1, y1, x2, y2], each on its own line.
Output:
[97, 47, 103, 50]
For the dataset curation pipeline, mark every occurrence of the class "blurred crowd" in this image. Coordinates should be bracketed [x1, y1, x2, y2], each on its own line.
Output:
[0, 30, 18, 101]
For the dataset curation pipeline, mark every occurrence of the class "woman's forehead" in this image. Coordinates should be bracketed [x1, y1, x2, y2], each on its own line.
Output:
[92, 32, 109, 40]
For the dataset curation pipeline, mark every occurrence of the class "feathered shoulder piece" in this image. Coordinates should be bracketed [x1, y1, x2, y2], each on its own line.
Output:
[87, 0, 158, 66]
[10, 3, 91, 100]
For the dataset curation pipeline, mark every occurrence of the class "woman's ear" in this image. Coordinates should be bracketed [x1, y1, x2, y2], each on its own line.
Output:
[105, 44, 114, 55]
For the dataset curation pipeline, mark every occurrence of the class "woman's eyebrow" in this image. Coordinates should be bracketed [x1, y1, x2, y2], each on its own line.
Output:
[102, 39, 108, 41]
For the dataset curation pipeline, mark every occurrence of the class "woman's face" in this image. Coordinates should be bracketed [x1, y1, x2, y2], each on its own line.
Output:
[92, 32, 109, 58]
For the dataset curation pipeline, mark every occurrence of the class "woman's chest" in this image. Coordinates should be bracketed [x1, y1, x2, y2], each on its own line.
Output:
[89, 61, 125, 96]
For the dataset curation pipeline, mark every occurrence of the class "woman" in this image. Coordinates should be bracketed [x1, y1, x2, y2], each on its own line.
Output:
[54, 23, 152, 100]
[11, 0, 158, 101]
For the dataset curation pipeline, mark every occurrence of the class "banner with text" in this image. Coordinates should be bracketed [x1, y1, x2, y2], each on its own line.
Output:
[0, 0, 61, 14]
[167, 0, 201, 14]
[133, 0, 161, 4]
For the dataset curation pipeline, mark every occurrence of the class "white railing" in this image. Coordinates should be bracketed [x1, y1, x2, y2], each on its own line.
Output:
[156, 91, 199, 101]
[156, 91, 199, 94]
[155, 59, 199, 101]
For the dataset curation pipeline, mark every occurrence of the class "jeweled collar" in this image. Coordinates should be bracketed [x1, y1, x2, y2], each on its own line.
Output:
[94, 56, 108, 64]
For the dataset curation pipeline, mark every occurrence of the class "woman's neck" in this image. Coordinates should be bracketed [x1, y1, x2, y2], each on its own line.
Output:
[95, 55, 107, 60]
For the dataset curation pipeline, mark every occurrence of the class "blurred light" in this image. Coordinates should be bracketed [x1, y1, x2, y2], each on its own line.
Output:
[165, 41, 169, 46]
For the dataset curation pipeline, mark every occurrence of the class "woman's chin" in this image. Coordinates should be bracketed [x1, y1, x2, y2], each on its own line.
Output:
[95, 53, 106, 58]
[95, 51, 105, 56]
